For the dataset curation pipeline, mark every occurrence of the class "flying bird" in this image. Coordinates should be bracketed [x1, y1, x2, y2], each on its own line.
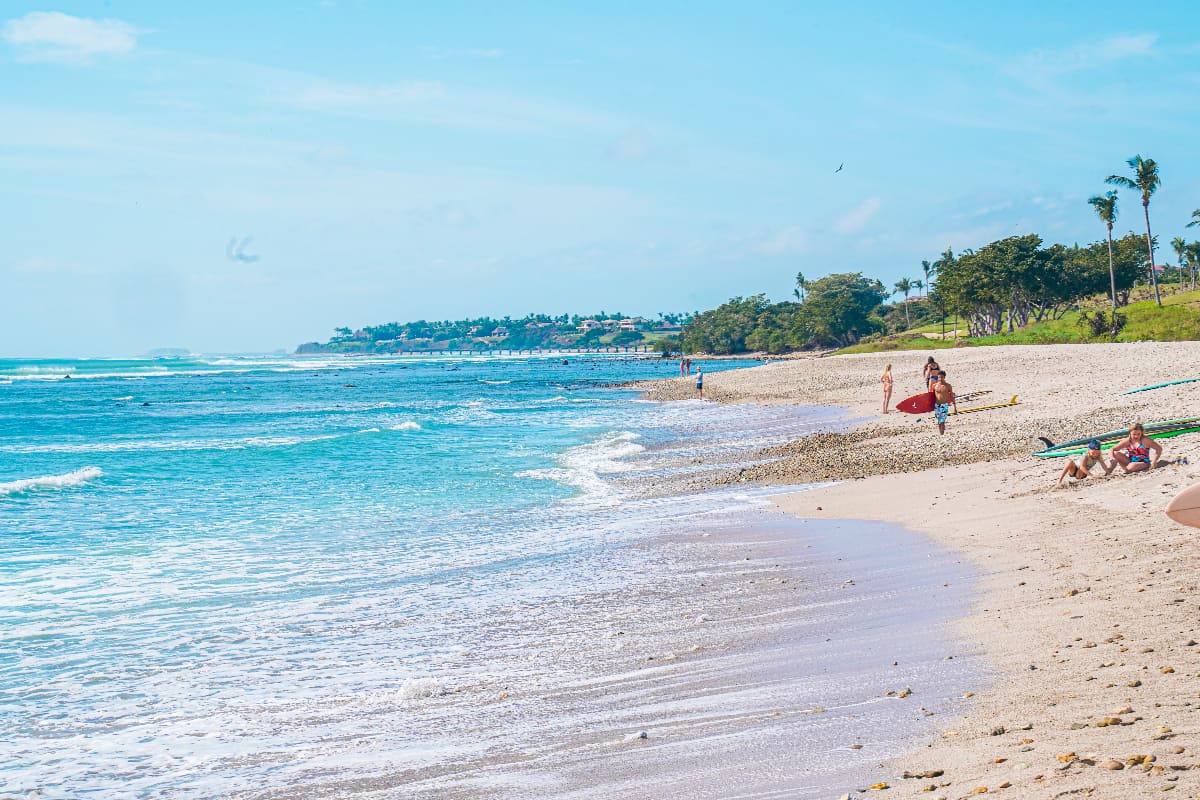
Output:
[834, 163, 844, 173]
[226, 236, 260, 263]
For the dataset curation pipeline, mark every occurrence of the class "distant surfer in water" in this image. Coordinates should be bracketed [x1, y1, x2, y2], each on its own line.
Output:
[1110, 422, 1163, 473]
[880, 363, 893, 413]
[932, 370, 956, 435]
[1057, 440, 1116, 486]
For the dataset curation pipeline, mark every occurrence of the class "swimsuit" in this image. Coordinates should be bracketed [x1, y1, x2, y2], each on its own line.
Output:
[934, 403, 950, 424]
[1127, 441, 1150, 464]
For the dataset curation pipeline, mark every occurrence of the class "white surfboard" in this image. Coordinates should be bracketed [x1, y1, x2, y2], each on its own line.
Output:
[1165, 483, 1200, 528]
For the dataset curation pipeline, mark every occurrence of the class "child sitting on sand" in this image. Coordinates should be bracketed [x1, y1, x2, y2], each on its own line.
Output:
[1057, 440, 1116, 485]
[1110, 422, 1163, 473]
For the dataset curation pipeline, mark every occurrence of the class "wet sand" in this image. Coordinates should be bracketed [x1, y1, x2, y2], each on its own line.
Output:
[640, 343, 1200, 798]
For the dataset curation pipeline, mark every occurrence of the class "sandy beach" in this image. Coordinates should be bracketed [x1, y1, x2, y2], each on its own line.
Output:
[641, 342, 1200, 798]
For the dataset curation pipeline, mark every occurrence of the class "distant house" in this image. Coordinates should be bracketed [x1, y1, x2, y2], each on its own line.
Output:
[602, 319, 620, 330]
[652, 321, 682, 331]
[619, 317, 647, 331]
[491, 327, 509, 338]
[578, 320, 603, 332]
[467, 325, 483, 336]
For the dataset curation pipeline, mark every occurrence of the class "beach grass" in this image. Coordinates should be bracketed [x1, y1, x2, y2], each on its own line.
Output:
[839, 289, 1200, 354]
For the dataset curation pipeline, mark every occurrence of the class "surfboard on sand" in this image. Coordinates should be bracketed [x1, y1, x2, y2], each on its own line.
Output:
[895, 391, 935, 414]
[1033, 424, 1200, 458]
[950, 395, 1018, 415]
[1036, 416, 1200, 454]
[1165, 483, 1200, 528]
[1121, 377, 1200, 395]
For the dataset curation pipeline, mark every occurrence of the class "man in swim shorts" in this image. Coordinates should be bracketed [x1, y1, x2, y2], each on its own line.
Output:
[932, 370, 956, 435]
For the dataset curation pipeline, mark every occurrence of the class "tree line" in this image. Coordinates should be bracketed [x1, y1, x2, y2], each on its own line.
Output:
[679, 153, 1200, 354]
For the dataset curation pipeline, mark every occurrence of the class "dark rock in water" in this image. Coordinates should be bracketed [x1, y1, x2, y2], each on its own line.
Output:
[142, 402, 151, 407]
[343, 383, 356, 388]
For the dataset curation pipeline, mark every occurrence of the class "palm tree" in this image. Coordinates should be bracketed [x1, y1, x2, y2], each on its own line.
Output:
[793, 271, 809, 301]
[913, 278, 924, 296]
[1173, 236, 1188, 287]
[921, 259, 935, 292]
[1087, 190, 1119, 309]
[893, 277, 913, 328]
[1187, 209, 1200, 229]
[1106, 155, 1162, 306]
[1188, 242, 1200, 291]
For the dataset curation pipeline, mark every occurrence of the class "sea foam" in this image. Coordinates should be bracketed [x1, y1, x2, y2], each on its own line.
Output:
[389, 421, 421, 431]
[0, 467, 103, 497]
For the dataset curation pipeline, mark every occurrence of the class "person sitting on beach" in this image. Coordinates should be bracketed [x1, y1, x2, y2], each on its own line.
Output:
[881, 363, 893, 414]
[1057, 440, 1115, 486]
[1110, 422, 1163, 473]
[932, 370, 956, 435]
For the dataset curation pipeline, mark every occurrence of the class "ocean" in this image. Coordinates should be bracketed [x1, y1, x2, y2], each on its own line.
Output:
[0, 354, 977, 799]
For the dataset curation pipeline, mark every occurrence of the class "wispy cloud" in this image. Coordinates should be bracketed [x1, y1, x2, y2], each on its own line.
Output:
[2, 11, 141, 63]
[273, 76, 630, 134]
[1007, 34, 1157, 82]
[288, 80, 447, 110]
[834, 197, 881, 234]
[419, 46, 504, 60]
[757, 225, 808, 256]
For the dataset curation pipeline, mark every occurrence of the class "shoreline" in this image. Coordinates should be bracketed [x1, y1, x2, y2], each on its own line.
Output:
[641, 342, 1200, 798]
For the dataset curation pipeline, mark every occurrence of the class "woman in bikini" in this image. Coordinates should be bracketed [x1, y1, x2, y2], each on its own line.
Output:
[1057, 440, 1115, 485]
[1110, 422, 1163, 473]
[923, 356, 941, 389]
[881, 364, 893, 413]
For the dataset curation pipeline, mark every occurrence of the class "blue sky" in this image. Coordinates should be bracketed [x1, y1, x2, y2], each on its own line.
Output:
[3, 1, 1200, 356]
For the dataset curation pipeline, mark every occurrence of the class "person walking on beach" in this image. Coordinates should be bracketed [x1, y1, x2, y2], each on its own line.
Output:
[932, 370, 956, 435]
[1057, 440, 1116, 485]
[695, 368, 704, 400]
[881, 363, 894, 413]
[1110, 422, 1163, 473]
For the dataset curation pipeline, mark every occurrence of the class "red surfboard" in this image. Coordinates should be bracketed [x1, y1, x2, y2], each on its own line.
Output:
[896, 391, 936, 414]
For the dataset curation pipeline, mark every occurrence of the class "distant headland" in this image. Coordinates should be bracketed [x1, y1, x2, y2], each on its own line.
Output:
[295, 313, 688, 355]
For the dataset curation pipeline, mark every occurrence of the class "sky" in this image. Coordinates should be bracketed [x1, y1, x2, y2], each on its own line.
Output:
[3, 1, 1200, 356]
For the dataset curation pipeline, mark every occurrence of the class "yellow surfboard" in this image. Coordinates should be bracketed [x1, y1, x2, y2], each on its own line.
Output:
[950, 395, 1018, 415]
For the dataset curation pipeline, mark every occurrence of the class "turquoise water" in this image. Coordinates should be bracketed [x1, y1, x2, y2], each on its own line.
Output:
[0, 353, 853, 798]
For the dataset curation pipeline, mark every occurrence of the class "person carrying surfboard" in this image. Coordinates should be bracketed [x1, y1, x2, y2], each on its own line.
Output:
[1057, 440, 1116, 486]
[932, 370, 956, 435]
[1110, 422, 1163, 473]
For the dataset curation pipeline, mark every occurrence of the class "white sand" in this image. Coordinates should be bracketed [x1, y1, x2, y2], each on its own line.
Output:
[659, 343, 1200, 798]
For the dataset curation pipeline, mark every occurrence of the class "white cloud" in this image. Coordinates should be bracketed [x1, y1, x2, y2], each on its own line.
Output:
[2, 11, 140, 63]
[834, 197, 881, 234]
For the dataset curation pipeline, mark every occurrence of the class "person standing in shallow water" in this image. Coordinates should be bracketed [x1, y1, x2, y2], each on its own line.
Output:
[881, 363, 893, 413]
[932, 370, 956, 435]
[695, 368, 704, 400]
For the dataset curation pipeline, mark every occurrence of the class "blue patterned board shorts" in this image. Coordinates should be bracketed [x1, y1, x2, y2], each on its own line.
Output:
[934, 403, 950, 424]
